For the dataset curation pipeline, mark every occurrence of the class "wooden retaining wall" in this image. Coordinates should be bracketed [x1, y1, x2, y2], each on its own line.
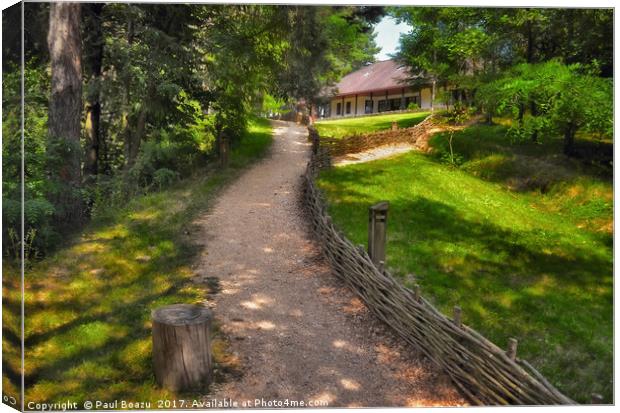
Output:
[313, 115, 437, 157]
[301, 131, 575, 405]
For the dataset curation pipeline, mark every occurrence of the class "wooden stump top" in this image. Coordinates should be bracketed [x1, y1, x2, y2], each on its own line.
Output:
[152, 304, 212, 326]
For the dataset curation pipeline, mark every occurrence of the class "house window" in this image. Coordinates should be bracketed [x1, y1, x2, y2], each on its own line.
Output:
[336, 102, 342, 115]
[379, 99, 404, 112]
[389, 98, 402, 111]
[346, 101, 351, 114]
[405, 96, 419, 108]
[365, 100, 373, 114]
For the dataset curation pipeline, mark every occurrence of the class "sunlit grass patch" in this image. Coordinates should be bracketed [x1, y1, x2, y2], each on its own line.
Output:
[315, 111, 430, 139]
[14, 117, 273, 406]
[317, 123, 612, 403]
[2, 263, 22, 406]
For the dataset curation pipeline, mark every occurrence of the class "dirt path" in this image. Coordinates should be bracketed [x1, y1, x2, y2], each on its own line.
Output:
[334, 143, 417, 166]
[192, 121, 465, 407]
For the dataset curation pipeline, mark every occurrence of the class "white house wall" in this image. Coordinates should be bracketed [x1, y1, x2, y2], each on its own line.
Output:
[420, 88, 432, 109]
[328, 87, 434, 118]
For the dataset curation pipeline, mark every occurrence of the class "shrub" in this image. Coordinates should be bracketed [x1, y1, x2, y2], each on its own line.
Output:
[475, 60, 613, 155]
[407, 102, 420, 110]
[3, 197, 57, 260]
[152, 168, 180, 190]
[2, 61, 59, 258]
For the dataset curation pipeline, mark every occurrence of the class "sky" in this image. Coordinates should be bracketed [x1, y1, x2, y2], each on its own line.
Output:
[373, 16, 412, 61]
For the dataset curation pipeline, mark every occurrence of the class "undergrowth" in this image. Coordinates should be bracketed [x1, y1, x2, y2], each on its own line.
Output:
[2, 118, 273, 407]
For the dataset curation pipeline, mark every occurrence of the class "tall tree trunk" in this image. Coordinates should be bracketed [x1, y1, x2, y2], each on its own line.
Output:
[125, 80, 153, 169]
[526, 18, 534, 63]
[84, 102, 101, 176]
[47, 2, 83, 222]
[530, 101, 538, 142]
[485, 110, 493, 125]
[48, 2, 82, 181]
[431, 79, 436, 113]
[126, 107, 147, 169]
[565, 10, 575, 62]
[563, 124, 576, 156]
[84, 4, 104, 177]
[122, 14, 134, 170]
[431, 49, 437, 113]
[215, 117, 224, 159]
[525, 14, 538, 143]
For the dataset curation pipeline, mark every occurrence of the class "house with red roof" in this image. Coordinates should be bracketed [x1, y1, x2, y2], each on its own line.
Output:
[320, 59, 437, 118]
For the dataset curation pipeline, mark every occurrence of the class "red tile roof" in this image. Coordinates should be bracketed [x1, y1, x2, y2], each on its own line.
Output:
[331, 59, 418, 97]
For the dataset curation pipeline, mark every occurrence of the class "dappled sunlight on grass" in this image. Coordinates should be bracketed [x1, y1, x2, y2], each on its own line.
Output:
[128, 209, 164, 222]
[2, 264, 22, 405]
[4, 118, 274, 406]
[89, 224, 130, 241]
[317, 124, 612, 403]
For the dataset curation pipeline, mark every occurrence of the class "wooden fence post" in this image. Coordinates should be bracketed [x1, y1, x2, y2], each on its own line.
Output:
[507, 338, 518, 361]
[368, 201, 389, 266]
[453, 306, 462, 328]
[152, 304, 213, 392]
[413, 284, 421, 302]
[378, 260, 385, 273]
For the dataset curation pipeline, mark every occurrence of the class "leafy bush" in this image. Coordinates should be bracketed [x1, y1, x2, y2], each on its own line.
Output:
[152, 168, 180, 190]
[128, 133, 204, 188]
[407, 101, 420, 110]
[2, 197, 57, 260]
[475, 60, 613, 155]
[85, 174, 132, 217]
[2, 62, 60, 259]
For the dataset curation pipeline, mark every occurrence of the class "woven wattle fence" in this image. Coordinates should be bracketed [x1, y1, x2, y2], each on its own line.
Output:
[302, 128, 575, 405]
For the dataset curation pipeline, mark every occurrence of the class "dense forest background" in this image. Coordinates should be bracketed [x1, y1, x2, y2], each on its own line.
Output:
[2, 2, 382, 258]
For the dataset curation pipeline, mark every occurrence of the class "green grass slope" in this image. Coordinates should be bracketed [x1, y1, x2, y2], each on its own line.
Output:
[3, 118, 272, 406]
[317, 123, 612, 403]
[315, 111, 430, 139]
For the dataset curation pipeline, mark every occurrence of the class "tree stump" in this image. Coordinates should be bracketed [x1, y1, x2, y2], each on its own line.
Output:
[152, 304, 213, 392]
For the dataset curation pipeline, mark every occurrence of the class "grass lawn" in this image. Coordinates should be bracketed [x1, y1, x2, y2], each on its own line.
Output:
[2, 118, 273, 407]
[314, 111, 430, 139]
[316, 122, 612, 403]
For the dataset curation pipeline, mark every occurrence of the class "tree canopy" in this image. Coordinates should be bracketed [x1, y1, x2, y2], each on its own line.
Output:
[392, 7, 613, 153]
[2, 3, 382, 257]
